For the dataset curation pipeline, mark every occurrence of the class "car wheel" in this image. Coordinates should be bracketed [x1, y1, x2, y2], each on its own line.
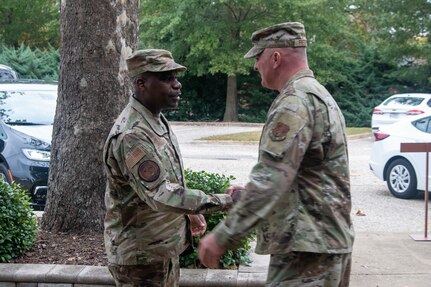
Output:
[0, 163, 11, 184]
[386, 158, 418, 199]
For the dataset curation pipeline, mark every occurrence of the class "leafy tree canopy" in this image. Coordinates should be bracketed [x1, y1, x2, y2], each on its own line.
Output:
[140, 0, 353, 80]
[0, 0, 59, 48]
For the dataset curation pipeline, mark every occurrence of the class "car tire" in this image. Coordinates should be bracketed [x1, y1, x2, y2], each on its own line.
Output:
[0, 163, 11, 184]
[386, 158, 418, 199]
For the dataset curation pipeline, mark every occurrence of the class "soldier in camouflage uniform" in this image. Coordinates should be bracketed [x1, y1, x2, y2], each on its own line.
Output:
[103, 49, 234, 287]
[198, 22, 355, 286]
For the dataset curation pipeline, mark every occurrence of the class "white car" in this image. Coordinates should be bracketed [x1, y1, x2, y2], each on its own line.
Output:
[371, 93, 431, 132]
[0, 64, 18, 80]
[369, 112, 431, 199]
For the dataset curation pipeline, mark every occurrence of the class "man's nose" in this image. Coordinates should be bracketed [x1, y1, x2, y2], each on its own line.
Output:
[173, 79, 182, 89]
[253, 63, 258, 71]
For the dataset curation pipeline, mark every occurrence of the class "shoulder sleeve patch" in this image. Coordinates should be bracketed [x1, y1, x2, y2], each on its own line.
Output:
[125, 146, 146, 170]
[138, 160, 160, 182]
[270, 122, 290, 141]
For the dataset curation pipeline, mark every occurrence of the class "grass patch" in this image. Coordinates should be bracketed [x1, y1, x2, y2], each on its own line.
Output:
[200, 127, 371, 141]
[347, 127, 372, 135]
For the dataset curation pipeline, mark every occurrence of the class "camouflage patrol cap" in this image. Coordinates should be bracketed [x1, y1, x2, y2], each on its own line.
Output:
[126, 49, 186, 77]
[244, 22, 307, 59]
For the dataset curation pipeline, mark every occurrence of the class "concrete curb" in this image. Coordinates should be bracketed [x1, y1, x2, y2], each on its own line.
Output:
[347, 132, 373, 140]
[0, 263, 266, 287]
[193, 132, 372, 145]
[171, 121, 264, 128]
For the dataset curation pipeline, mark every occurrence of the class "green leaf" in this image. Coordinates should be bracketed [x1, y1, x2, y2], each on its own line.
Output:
[0, 179, 37, 262]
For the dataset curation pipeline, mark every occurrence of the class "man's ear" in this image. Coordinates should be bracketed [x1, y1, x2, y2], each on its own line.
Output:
[136, 77, 145, 88]
[272, 51, 281, 69]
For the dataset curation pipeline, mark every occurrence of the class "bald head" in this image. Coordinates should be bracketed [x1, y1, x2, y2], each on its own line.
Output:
[253, 47, 309, 91]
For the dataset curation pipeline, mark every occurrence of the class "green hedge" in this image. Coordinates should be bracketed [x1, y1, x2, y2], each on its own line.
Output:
[180, 169, 253, 269]
[0, 180, 37, 262]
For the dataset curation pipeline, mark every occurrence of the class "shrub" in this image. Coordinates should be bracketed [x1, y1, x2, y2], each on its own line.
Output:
[0, 44, 59, 80]
[180, 169, 254, 269]
[0, 180, 37, 262]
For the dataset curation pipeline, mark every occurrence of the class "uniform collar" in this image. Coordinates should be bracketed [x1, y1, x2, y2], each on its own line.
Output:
[129, 95, 168, 136]
[283, 69, 315, 89]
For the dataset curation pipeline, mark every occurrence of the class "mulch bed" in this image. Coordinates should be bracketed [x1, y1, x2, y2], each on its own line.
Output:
[11, 229, 108, 266]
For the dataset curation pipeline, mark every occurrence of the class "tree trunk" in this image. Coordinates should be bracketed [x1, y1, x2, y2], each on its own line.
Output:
[41, 0, 139, 233]
[223, 74, 239, 121]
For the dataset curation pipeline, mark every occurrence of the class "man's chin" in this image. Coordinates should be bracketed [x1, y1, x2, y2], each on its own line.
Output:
[261, 80, 270, 89]
[165, 101, 179, 110]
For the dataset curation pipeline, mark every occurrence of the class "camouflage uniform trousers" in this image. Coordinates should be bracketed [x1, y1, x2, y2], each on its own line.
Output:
[266, 252, 352, 287]
[108, 257, 180, 287]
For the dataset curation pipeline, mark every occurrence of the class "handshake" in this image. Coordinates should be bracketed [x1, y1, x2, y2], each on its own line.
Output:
[224, 184, 245, 204]
[189, 184, 245, 237]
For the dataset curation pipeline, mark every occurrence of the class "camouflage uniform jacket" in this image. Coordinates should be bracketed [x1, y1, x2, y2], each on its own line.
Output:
[103, 96, 232, 265]
[214, 70, 354, 254]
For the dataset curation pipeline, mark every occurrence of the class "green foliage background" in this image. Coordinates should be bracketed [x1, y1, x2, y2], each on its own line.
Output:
[0, 0, 59, 48]
[0, 45, 59, 80]
[0, 181, 37, 262]
[181, 169, 253, 269]
[1, 0, 431, 126]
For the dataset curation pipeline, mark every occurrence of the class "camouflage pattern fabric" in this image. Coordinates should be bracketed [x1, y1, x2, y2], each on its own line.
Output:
[244, 22, 307, 59]
[103, 96, 233, 266]
[126, 49, 186, 77]
[213, 69, 354, 254]
[266, 252, 352, 287]
[108, 257, 179, 287]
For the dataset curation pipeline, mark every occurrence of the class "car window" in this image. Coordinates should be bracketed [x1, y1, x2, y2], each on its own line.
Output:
[384, 97, 424, 106]
[412, 116, 431, 133]
[0, 69, 16, 80]
[427, 98, 431, 108]
[0, 88, 57, 124]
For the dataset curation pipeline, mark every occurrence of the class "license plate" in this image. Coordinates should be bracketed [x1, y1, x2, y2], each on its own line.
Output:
[390, 113, 400, 119]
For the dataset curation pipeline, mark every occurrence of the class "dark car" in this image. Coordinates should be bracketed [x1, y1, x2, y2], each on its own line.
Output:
[0, 80, 57, 209]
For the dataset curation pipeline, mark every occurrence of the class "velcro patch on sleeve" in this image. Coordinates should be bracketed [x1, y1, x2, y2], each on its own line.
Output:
[138, 160, 160, 182]
[125, 147, 146, 170]
[270, 122, 290, 141]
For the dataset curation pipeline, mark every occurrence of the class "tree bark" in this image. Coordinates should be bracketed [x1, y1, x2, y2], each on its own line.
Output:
[223, 74, 239, 122]
[41, 0, 139, 232]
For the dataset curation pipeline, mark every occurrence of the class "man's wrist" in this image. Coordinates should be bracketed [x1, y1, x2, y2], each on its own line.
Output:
[214, 193, 233, 209]
[212, 222, 241, 250]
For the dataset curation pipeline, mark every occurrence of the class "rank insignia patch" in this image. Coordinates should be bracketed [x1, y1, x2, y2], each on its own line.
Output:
[270, 122, 290, 141]
[138, 160, 160, 182]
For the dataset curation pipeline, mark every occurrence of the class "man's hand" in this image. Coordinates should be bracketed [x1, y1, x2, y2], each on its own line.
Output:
[198, 233, 226, 268]
[187, 214, 207, 236]
[225, 184, 245, 204]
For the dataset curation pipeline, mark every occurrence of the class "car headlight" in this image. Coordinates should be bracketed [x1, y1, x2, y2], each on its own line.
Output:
[22, 149, 51, 161]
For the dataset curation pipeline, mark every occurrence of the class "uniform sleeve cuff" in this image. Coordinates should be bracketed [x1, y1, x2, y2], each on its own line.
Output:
[212, 221, 242, 250]
[213, 193, 233, 210]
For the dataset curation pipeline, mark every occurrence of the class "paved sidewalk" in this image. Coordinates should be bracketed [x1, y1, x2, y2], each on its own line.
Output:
[350, 232, 431, 287]
[230, 231, 431, 287]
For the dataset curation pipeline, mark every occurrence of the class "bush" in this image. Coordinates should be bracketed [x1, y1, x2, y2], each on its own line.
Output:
[0, 44, 59, 80]
[0, 180, 37, 262]
[165, 73, 227, 122]
[180, 169, 254, 269]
